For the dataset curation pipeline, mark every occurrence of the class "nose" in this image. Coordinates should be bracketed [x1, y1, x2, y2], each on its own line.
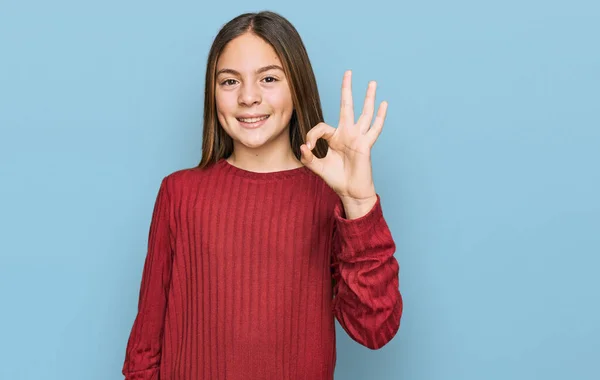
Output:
[238, 81, 262, 107]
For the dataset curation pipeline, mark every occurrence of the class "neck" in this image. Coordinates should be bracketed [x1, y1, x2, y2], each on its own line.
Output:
[227, 145, 302, 173]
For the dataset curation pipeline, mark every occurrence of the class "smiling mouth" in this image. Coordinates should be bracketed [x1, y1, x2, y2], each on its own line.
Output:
[237, 115, 270, 123]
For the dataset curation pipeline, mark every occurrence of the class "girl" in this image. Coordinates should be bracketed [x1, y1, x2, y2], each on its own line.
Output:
[122, 10, 402, 380]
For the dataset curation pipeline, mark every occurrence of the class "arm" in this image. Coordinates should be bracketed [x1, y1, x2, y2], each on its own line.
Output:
[331, 194, 403, 350]
[122, 177, 174, 379]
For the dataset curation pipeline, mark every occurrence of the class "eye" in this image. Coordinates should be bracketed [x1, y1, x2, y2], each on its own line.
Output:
[221, 79, 238, 86]
[262, 76, 278, 83]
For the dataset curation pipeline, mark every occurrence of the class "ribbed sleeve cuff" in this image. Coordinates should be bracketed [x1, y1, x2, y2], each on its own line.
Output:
[332, 194, 385, 238]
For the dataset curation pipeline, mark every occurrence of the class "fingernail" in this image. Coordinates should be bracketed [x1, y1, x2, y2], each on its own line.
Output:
[307, 141, 312, 150]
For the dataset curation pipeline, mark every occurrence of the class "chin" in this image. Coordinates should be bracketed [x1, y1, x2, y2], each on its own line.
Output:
[238, 139, 267, 149]
[237, 128, 291, 151]
[237, 128, 275, 148]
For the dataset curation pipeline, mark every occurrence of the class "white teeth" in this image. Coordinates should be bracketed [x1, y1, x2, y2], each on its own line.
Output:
[238, 115, 269, 123]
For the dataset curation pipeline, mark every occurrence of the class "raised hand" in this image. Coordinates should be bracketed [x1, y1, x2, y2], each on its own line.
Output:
[300, 70, 388, 216]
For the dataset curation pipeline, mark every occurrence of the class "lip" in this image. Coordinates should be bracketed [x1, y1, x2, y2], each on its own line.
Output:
[237, 114, 269, 118]
[237, 114, 270, 129]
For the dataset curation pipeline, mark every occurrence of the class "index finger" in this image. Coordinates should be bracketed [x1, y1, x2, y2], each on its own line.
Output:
[339, 70, 354, 127]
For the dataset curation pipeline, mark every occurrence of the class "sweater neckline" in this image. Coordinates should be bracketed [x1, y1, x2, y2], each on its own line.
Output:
[217, 158, 311, 180]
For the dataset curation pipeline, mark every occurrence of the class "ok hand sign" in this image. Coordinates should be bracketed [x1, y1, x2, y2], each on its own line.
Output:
[301, 70, 388, 205]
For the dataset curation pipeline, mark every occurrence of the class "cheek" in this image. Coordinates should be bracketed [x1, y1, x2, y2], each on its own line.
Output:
[266, 88, 294, 115]
[215, 90, 237, 116]
[215, 92, 235, 133]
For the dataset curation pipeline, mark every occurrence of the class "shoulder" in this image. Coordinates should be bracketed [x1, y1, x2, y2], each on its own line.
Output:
[157, 163, 218, 199]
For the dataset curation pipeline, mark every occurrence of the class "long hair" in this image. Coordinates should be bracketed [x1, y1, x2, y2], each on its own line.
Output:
[197, 11, 329, 168]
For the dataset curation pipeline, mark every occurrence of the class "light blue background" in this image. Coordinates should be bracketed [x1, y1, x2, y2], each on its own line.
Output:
[1, 1, 599, 379]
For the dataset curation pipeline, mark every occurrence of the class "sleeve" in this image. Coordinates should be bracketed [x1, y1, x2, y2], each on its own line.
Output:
[122, 177, 174, 380]
[330, 194, 403, 350]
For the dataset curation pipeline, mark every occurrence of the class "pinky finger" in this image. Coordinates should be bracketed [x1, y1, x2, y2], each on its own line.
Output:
[366, 101, 389, 144]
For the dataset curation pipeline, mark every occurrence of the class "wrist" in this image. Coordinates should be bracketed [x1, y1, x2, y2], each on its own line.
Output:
[340, 194, 378, 220]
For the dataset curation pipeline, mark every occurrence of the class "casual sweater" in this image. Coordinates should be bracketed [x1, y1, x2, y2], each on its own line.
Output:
[122, 158, 403, 380]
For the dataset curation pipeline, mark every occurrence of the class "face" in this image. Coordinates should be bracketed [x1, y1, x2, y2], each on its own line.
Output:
[215, 33, 294, 153]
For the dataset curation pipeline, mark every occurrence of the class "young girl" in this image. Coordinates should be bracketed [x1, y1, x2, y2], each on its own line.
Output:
[122, 11, 402, 380]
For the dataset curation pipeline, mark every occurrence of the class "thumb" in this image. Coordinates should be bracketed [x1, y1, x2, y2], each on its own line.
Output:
[300, 143, 325, 177]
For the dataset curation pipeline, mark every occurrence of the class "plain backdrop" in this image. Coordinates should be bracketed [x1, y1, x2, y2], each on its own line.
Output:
[1, 1, 599, 379]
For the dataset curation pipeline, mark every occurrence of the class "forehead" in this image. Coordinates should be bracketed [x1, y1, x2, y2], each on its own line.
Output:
[217, 33, 282, 71]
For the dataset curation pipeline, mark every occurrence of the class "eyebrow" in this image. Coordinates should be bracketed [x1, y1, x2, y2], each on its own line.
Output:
[216, 64, 284, 76]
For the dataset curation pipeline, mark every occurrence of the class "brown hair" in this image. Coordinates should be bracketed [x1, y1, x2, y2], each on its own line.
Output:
[197, 11, 328, 168]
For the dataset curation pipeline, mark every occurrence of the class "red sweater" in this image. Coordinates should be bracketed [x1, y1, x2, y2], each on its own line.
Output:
[122, 158, 402, 380]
